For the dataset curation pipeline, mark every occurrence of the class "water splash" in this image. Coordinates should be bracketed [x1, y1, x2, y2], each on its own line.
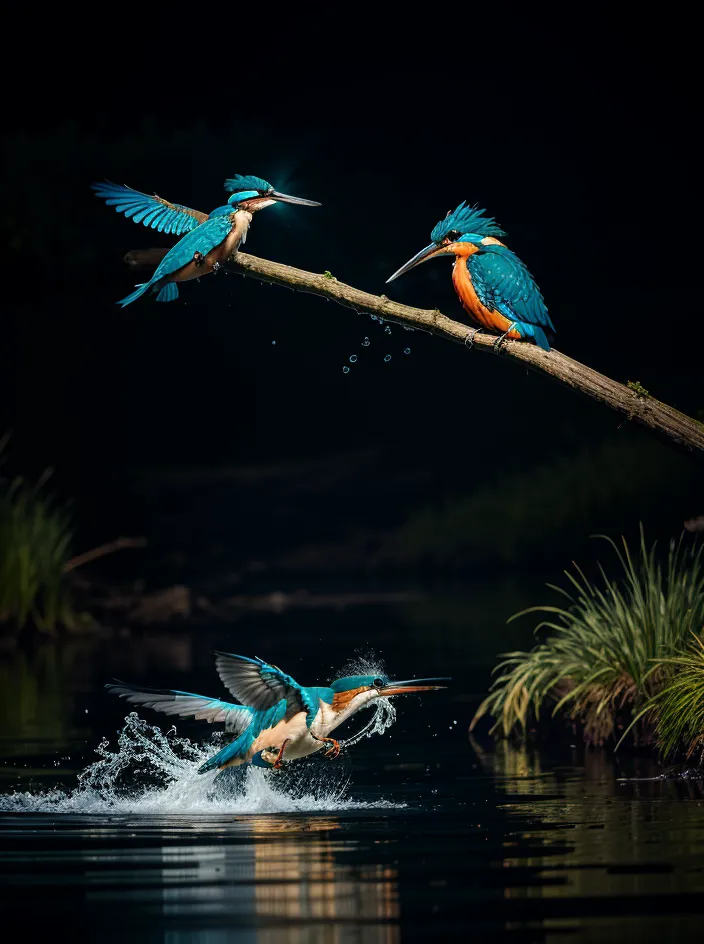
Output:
[0, 714, 401, 815]
[334, 652, 397, 749]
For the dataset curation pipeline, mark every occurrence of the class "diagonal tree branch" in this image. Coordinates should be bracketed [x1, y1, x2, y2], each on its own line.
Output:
[124, 248, 704, 459]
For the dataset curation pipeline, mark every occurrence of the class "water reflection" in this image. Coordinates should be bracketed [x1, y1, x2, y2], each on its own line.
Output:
[471, 740, 704, 939]
[72, 815, 400, 942]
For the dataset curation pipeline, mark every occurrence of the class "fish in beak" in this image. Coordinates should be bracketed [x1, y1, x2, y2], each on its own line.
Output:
[386, 242, 453, 283]
[379, 677, 450, 696]
[270, 191, 322, 207]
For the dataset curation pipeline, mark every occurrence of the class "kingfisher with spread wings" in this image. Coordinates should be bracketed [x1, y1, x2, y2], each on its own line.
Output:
[92, 174, 320, 307]
[107, 652, 449, 773]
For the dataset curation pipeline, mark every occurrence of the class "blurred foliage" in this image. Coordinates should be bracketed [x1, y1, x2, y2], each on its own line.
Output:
[379, 436, 699, 570]
[472, 528, 704, 759]
[0, 436, 77, 634]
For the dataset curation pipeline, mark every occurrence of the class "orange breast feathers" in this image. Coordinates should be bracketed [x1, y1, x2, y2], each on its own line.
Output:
[331, 687, 368, 712]
[451, 247, 521, 339]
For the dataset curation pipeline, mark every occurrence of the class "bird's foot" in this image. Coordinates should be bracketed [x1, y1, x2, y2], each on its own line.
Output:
[493, 323, 518, 354]
[273, 738, 291, 769]
[465, 328, 483, 350]
[193, 251, 205, 268]
[322, 738, 341, 759]
[212, 261, 222, 275]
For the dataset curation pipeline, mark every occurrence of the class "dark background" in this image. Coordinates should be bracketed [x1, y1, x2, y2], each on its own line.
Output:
[1, 11, 699, 586]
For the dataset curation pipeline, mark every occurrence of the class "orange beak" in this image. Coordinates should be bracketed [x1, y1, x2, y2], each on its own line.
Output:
[379, 677, 450, 696]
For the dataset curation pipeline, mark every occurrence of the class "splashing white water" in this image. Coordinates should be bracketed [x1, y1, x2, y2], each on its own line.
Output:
[0, 711, 402, 815]
[335, 651, 397, 749]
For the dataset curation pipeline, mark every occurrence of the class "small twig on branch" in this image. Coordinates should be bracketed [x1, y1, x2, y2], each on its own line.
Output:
[64, 537, 147, 573]
[124, 248, 704, 459]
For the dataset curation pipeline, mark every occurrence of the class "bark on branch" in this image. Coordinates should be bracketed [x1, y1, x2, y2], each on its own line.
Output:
[125, 249, 704, 458]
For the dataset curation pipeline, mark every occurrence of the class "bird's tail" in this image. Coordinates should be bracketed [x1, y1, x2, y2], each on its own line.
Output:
[156, 282, 179, 303]
[198, 731, 256, 774]
[515, 322, 551, 351]
[117, 282, 152, 308]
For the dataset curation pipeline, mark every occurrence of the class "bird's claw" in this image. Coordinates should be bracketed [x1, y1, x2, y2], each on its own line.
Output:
[319, 737, 341, 759]
[212, 261, 222, 274]
[465, 328, 482, 350]
[492, 336, 505, 354]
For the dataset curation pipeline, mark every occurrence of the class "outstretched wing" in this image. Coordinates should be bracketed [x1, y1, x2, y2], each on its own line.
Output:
[106, 681, 252, 733]
[213, 652, 310, 718]
[469, 244, 555, 331]
[152, 215, 235, 280]
[92, 181, 208, 235]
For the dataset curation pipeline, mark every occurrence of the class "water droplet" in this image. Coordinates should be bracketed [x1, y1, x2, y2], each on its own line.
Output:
[362, 338, 370, 347]
[271, 340, 276, 345]
[384, 325, 392, 334]
[342, 366, 350, 374]
[379, 318, 385, 325]
[384, 354, 391, 363]
[404, 347, 411, 355]
[349, 355, 358, 363]
[370, 314, 378, 321]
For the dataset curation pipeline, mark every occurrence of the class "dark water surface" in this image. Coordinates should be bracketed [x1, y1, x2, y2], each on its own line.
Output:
[1, 589, 703, 942]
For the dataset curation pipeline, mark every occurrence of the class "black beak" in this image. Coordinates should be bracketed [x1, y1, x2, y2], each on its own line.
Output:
[270, 191, 322, 207]
[386, 243, 452, 283]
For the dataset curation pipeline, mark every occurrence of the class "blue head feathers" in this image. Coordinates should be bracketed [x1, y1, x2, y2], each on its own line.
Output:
[227, 189, 261, 206]
[330, 674, 388, 692]
[224, 174, 273, 195]
[430, 201, 506, 244]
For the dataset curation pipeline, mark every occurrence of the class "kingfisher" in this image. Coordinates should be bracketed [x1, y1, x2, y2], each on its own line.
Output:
[386, 202, 555, 351]
[92, 174, 320, 307]
[106, 651, 449, 773]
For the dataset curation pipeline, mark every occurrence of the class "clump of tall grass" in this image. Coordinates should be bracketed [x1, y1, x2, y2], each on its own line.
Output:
[633, 633, 704, 763]
[0, 437, 76, 632]
[471, 530, 704, 747]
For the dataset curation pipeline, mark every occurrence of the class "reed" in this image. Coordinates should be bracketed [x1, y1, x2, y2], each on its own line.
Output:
[0, 438, 76, 632]
[471, 529, 704, 747]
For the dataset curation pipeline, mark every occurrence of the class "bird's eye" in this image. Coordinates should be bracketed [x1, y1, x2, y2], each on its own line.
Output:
[373, 677, 384, 689]
[445, 230, 461, 242]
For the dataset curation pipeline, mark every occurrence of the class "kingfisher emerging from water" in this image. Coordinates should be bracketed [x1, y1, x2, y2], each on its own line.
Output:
[107, 652, 448, 773]
[92, 174, 320, 307]
[386, 202, 555, 351]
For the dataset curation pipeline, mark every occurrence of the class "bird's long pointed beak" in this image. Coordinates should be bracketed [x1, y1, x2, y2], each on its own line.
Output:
[386, 243, 450, 283]
[270, 191, 321, 206]
[380, 677, 451, 696]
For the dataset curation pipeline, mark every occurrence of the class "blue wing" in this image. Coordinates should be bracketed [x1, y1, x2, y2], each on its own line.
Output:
[152, 215, 235, 280]
[105, 682, 253, 733]
[468, 245, 555, 333]
[213, 651, 317, 719]
[92, 181, 208, 235]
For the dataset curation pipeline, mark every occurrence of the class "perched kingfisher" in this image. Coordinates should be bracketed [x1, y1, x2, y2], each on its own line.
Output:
[386, 202, 555, 351]
[92, 174, 320, 307]
[107, 652, 449, 773]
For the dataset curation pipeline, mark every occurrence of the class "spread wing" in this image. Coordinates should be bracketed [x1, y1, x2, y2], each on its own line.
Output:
[213, 652, 310, 719]
[106, 682, 252, 733]
[92, 181, 208, 235]
[152, 215, 235, 280]
[469, 245, 555, 331]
